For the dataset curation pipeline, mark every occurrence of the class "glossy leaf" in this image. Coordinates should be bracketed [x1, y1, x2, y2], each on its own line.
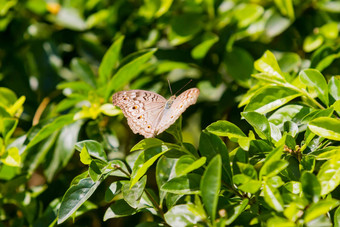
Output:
[254, 50, 285, 82]
[103, 199, 137, 221]
[123, 176, 147, 208]
[201, 155, 221, 221]
[263, 182, 284, 212]
[241, 112, 271, 140]
[161, 173, 201, 194]
[199, 131, 232, 184]
[304, 199, 340, 223]
[175, 155, 206, 176]
[244, 86, 300, 114]
[164, 204, 202, 226]
[317, 157, 340, 196]
[299, 69, 328, 106]
[130, 145, 171, 188]
[206, 120, 246, 140]
[308, 117, 340, 141]
[75, 140, 108, 162]
[58, 177, 105, 224]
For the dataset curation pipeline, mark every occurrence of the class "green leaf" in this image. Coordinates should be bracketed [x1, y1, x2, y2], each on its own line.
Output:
[98, 36, 124, 85]
[130, 145, 171, 188]
[299, 69, 329, 106]
[175, 155, 206, 176]
[191, 32, 219, 60]
[317, 157, 340, 196]
[130, 138, 165, 151]
[58, 177, 106, 224]
[320, 22, 338, 39]
[329, 77, 340, 102]
[225, 199, 249, 225]
[156, 156, 177, 206]
[263, 182, 284, 212]
[241, 112, 271, 140]
[233, 3, 264, 28]
[304, 199, 340, 223]
[244, 86, 301, 114]
[259, 145, 285, 179]
[103, 199, 137, 220]
[105, 48, 156, 99]
[75, 140, 108, 162]
[123, 176, 147, 208]
[303, 34, 324, 52]
[25, 114, 75, 151]
[169, 14, 202, 46]
[44, 121, 82, 182]
[254, 50, 285, 82]
[301, 171, 321, 203]
[334, 206, 340, 227]
[199, 131, 233, 184]
[2, 118, 18, 144]
[206, 120, 246, 140]
[80, 146, 91, 165]
[164, 204, 203, 226]
[224, 47, 253, 81]
[201, 155, 221, 221]
[308, 117, 340, 141]
[70, 58, 96, 87]
[1, 147, 21, 167]
[105, 181, 124, 202]
[161, 173, 201, 194]
[274, 0, 295, 20]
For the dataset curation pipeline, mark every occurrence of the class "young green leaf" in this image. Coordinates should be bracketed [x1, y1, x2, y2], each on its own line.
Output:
[75, 140, 108, 162]
[263, 182, 284, 212]
[175, 156, 206, 177]
[254, 50, 285, 82]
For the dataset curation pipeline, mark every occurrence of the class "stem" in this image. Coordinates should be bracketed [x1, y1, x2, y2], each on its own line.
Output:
[144, 188, 165, 220]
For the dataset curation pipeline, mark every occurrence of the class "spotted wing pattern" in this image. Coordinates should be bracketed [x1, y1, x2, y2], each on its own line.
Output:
[112, 90, 166, 138]
[155, 88, 200, 135]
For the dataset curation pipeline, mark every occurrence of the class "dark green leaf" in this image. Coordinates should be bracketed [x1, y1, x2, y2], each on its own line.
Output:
[161, 173, 201, 194]
[241, 112, 271, 140]
[75, 140, 108, 162]
[201, 155, 221, 221]
[103, 199, 137, 221]
[123, 176, 147, 208]
[301, 171, 321, 203]
[199, 131, 232, 184]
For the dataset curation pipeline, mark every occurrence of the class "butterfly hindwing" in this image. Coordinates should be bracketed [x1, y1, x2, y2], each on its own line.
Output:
[112, 90, 167, 138]
[155, 88, 200, 135]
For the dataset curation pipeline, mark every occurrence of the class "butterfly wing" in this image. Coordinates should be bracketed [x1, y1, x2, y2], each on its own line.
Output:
[112, 90, 167, 138]
[155, 88, 199, 135]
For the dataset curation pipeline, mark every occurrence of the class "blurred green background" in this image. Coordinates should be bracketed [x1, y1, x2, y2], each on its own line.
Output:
[1, 0, 340, 226]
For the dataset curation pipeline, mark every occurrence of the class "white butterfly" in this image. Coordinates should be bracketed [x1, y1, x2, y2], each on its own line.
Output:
[112, 88, 199, 138]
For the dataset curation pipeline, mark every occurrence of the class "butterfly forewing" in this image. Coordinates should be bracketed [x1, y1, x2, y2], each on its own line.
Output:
[112, 90, 167, 138]
[155, 88, 200, 135]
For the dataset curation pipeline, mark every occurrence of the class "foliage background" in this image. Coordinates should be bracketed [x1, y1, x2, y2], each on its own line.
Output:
[1, 0, 340, 226]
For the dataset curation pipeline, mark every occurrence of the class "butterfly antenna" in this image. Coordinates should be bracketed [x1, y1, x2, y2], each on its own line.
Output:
[167, 79, 173, 95]
[174, 79, 193, 96]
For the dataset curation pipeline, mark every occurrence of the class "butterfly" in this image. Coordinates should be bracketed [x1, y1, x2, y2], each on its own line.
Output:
[112, 88, 199, 138]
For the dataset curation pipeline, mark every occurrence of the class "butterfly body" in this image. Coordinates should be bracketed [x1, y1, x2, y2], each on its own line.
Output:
[112, 88, 199, 138]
